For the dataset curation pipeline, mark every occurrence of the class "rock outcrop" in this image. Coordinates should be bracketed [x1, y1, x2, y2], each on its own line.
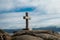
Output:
[12, 35, 43, 40]
[0, 29, 11, 40]
[12, 30, 60, 40]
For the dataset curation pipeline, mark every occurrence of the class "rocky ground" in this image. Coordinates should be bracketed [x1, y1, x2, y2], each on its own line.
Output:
[12, 30, 60, 40]
[0, 29, 11, 40]
[0, 29, 60, 40]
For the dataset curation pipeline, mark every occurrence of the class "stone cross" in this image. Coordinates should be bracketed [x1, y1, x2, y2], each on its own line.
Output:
[23, 12, 30, 30]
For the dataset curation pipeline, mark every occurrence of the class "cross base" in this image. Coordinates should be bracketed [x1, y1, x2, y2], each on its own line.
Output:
[23, 28, 29, 30]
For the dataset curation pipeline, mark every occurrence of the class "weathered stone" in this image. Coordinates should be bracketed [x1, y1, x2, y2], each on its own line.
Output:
[0, 29, 11, 40]
[12, 35, 43, 40]
[34, 33, 60, 40]
[12, 30, 60, 40]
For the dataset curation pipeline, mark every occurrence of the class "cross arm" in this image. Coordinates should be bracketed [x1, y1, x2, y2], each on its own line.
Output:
[23, 16, 31, 20]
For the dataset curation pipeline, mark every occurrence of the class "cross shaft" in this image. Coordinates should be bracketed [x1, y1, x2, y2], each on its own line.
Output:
[26, 12, 29, 30]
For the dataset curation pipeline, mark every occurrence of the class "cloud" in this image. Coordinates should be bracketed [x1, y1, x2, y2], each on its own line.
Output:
[0, 0, 60, 29]
[0, 0, 36, 13]
[0, 0, 60, 14]
[1, 12, 60, 29]
[30, 13, 60, 28]
[0, 12, 25, 29]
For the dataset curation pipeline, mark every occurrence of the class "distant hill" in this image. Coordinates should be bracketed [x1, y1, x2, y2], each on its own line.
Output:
[3, 29, 20, 33]
[33, 26, 60, 32]
[2, 26, 60, 33]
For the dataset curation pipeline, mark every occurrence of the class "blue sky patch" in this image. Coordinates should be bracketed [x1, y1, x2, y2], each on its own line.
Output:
[0, 7, 36, 14]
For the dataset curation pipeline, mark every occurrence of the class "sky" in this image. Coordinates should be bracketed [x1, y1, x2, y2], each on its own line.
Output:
[0, 0, 60, 29]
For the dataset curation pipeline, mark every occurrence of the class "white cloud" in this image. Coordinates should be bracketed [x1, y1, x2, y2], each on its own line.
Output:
[0, 0, 60, 14]
[29, 13, 60, 28]
[0, 12, 25, 29]
[1, 12, 60, 29]
[0, 0, 14, 11]
[0, 0, 60, 29]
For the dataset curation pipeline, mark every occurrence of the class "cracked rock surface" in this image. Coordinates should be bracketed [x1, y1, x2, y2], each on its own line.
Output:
[12, 30, 60, 40]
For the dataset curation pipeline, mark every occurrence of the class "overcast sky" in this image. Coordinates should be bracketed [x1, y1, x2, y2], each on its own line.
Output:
[0, 0, 60, 29]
